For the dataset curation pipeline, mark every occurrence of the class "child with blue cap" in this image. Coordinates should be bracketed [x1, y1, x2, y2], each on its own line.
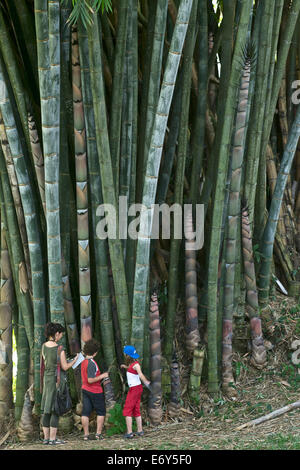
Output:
[120, 345, 151, 439]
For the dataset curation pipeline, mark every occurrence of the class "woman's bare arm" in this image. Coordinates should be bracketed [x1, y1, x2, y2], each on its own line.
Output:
[60, 350, 78, 371]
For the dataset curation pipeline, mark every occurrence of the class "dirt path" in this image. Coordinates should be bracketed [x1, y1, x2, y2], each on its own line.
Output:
[3, 407, 300, 450]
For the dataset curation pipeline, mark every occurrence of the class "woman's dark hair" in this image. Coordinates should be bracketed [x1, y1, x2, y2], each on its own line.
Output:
[83, 338, 100, 356]
[45, 322, 65, 340]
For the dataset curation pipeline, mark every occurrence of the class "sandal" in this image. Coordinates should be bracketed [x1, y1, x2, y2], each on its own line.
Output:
[48, 439, 66, 445]
[136, 431, 144, 436]
[124, 432, 134, 439]
[95, 433, 104, 440]
[83, 435, 92, 441]
[42, 439, 49, 445]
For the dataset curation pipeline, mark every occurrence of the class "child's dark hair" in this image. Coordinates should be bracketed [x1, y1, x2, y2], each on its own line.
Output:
[124, 354, 137, 366]
[45, 322, 65, 339]
[83, 338, 100, 356]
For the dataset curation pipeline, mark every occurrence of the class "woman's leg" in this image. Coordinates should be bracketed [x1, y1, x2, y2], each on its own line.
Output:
[42, 413, 51, 440]
[49, 413, 59, 441]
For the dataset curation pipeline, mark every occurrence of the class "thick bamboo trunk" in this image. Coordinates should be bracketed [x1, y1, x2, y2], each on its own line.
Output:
[148, 291, 162, 426]
[0, 225, 14, 421]
[241, 206, 266, 369]
[72, 25, 92, 347]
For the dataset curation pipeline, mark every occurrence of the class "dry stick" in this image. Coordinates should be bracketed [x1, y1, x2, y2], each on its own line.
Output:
[236, 401, 300, 430]
[0, 430, 11, 447]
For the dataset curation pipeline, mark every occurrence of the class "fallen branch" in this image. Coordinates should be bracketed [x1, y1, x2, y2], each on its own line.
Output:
[0, 430, 11, 447]
[236, 401, 300, 430]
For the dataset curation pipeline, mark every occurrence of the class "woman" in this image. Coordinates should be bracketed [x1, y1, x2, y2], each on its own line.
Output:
[40, 322, 78, 445]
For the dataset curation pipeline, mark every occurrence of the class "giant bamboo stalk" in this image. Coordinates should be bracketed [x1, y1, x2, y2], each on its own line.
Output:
[258, 101, 300, 306]
[0, 112, 31, 289]
[78, 21, 118, 385]
[72, 25, 92, 346]
[141, 0, 168, 193]
[241, 206, 266, 369]
[87, 12, 131, 347]
[0, 224, 14, 421]
[185, 204, 200, 353]
[148, 290, 162, 426]
[0, 61, 47, 409]
[222, 55, 251, 391]
[132, 0, 194, 357]
[34, 0, 64, 325]
[206, 0, 253, 394]
[0, 172, 31, 422]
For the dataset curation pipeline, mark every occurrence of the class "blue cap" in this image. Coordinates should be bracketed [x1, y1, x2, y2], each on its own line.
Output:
[123, 345, 139, 359]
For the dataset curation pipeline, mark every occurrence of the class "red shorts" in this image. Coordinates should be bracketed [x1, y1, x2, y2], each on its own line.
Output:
[123, 384, 143, 417]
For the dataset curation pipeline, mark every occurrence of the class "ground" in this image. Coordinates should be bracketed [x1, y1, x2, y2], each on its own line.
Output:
[1, 294, 300, 451]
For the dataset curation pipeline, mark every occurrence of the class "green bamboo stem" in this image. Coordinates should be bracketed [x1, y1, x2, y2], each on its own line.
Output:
[222, 57, 251, 390]
[28, 107, 80, 356]
[77, 22, 120, 388]
[167, 353, 181, 418]
[4, 0, 39, 96]
[34, 0, 64, 324]
[258, 102, 300, 306]
[188, 348, 205, 403]
[199, 1, 236, 216]
[0, 112, 32, 289]
[141, 0, 168, 192]
[125, 0, 138, 309]
[189, 0, 208, 206]
[155, 69, 183, 207]
[136, 0, 156, 204]
[254, 0, 300, 223]
[0, 150, 34, 351]
[206, 0, 253, 394]
[0, 62, 47, 409]
[164, 0, 197, 360]
[0, 223, 15, 421]
[86, 12, 131, 347]
[244, 1, 274, 224]
[72, 25, 92, 346]
[0, 9, 30, 151]
[109, 0, 129, 198]
[133, 0, 194, 357]
[14, 309, 30, 423]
